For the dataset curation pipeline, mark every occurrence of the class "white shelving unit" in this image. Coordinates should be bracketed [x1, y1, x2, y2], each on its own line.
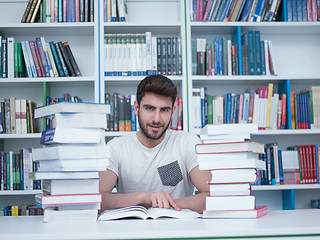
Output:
[185, 1, 320, 210]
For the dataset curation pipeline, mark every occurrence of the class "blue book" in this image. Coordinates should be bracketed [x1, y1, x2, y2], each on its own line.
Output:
[260, 41, 266, 75]
[242, 93, 250, 123]
[286, 0, 293, 21]
[278, 80, 292, 129]
[240, 0, 254, 21]
[278, 150, 284, 185]
[130, 96, 136, 131]
[254, 31, 262, 75]
[200, 88, 206, 128]
[224, 93, 232, 123]
[49, 42, 65, 77]
[297, 0, 303, 21]
[252, 0, 266, 21]
[235, 0, 248, 21]
[232, 27, 242, 75]
[291, 0, 298, 21]
[35, 37, 50, 77]
[302, 0, 307, 21]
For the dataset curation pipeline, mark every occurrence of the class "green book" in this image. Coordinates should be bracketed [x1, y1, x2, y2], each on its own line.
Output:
[14, 42, 19, 77]
[207, 94, 213, 124]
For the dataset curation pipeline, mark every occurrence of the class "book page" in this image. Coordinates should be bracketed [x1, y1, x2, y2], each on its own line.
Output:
[147, 208, 201, 219]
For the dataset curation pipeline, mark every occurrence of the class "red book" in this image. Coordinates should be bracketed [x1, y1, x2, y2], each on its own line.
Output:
[277, 98, 282, 129]
[307, 0, 313, 21]
[29, 41, 42, 77]
[280, 94, 286, 129]
[33, 41, 46, 77]
[202, 0, 212, 21]
[299, 145, 307, 184]
[202, 205, 268, 219]
[311, 0, 318, 21]
[311, 145, 318, 184]
[247, 86, 255, 124]
[177, 97, 183, 131]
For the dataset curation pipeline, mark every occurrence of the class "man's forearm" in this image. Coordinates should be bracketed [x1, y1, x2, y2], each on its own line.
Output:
[100, 192, 150, 212]
[175, 192, 209, 213]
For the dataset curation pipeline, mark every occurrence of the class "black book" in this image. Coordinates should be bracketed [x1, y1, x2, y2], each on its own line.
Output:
[57, 42, 75, 77]
[166, 37, 172, 75]
[1, 37, 8, 78]
[54, 42, 69, 76]
[113, 93, 119, 131]
[63, 42, 81, 76]
[21, 0, 34, 23]
[1, 102, 5, 133]
[157, 37, 162, 74]
[105, 93, 111, 131]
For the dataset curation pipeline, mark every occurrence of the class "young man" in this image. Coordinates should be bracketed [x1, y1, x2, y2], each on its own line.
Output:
[99, 75, 211, 213]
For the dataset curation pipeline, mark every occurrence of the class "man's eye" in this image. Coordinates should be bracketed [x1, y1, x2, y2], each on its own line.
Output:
[161, 108, 169, 112]
[146, 107, 154, 111]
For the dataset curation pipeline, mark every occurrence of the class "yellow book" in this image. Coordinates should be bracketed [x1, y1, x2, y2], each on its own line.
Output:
[265, 83, 273, 130]
[12, 206, 19, 216]
[290, 92, 296, 129]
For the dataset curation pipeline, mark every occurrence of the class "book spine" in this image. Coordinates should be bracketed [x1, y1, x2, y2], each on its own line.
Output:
[57, 42, 75, 77]
[28, 41, 42, 77]
[36, 37, 50, 77]
[49, 41, 65, 77]
[54, 42, 69, 76]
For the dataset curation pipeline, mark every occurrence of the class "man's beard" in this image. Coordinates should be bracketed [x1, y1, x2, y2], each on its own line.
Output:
[138, 112, 171, 141]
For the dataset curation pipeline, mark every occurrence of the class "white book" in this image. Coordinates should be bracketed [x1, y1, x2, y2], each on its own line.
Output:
[46, 42, 59, 77]
[15, 99, 22, 134]
[198, 151, 260, 163]
[34, 101, 111, 118]
[196, 141, 264, 154]
[43, 209, 98, 223]
[267, 40, 277, 75]
[51, 112, 107, 129]
[40, 128, 105, 144]
[40, 37, 54, 77]
[192, 88, 201, 132]
[7, 37, 14, 78]
[22, 148, 32, 190]
[20, 41, 33, 77]
[227, 39, 232, 76]
[97, 206, 200, 221]
[36, 158, 108, 172]
[32, 145, 108, 161]
[200, 132, 251, 141]
[200, 123, 258, 136]
[198, 158, 266, 170]
[136, 34, 143, 75]
[111, 0, 117, 21]
[121, 35, 128, 76]
[145, 32, 152, 75]
[264, 40, 270, 75]
[20, 99, 27, 134]
[25, 41, 37, 77]
[126, 34, 132, 75]
[151, 36, 157, 74]
[9, 152, 13, 190]
[35, 193, 102, 206]
[45, 0, 51, 23]
[116, 0, 126, 21]
[30, 171, 100, 180]
[141, 34, 147, 75]
[252, 93, 260, 125]
[209, 168, 258, 183]
[209, 183, 252, 196]
[206, 195, 255, 211]
[42, 179, 99, 195]
[131, 34, 137, 75]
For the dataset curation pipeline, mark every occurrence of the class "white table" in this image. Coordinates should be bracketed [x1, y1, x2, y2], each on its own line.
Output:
[1, 209, 320, 240]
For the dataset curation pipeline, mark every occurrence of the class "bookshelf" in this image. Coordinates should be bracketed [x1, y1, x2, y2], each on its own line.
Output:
[185, 0, 320, 210]
[1, 0, 320, 213]
[0, 0, 100, 209]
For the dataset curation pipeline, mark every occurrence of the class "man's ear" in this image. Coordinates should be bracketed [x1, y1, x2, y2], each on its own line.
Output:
[134, 100, 139, 116]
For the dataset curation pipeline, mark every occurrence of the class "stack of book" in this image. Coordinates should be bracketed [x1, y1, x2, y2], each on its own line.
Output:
[196, 124, 268, 219]
[31, 101, 111, 222]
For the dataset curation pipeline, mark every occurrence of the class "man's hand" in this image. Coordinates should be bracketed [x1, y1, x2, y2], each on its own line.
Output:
[147, 192, 181, 211]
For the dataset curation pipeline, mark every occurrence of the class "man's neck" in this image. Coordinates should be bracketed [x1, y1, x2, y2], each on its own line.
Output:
[136, 131, 167, 148]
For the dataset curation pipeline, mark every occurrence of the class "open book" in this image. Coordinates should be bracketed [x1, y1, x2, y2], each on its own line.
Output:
[97, 206, 201, 220]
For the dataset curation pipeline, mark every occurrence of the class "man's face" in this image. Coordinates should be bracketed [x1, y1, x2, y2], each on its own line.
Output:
[135, 92, 175, 141]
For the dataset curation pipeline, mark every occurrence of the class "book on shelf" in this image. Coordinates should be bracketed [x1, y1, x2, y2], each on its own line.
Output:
[42, 179, 99, 195]
[209, 183, 252, 196]
[29, 171, 100, 180]
[40, 127, 105, 144]
[205, 195, 255, 211]
[209, 168, 258, 183]
[97, 206, 201, 221]
[202, 205, 268, 219]
[34, 101, 111, 118]
[22, 0, 95, 23]
[32, 145, 108, 161]
[195, 141, 265, 154]
[35, 193, 102, 206]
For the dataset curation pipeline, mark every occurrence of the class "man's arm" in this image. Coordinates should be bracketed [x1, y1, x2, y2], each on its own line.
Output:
[99, 170, 181, 212]
[175, 166, 211, 213]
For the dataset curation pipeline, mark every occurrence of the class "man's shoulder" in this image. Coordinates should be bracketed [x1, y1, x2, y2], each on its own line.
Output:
[107, 133, 137, 147]
[167, 129, 200, 144]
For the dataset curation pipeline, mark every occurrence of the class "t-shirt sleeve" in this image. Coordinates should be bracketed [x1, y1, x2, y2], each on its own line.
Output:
[182, 133, 201, 173]
[106, 139, 120, 177]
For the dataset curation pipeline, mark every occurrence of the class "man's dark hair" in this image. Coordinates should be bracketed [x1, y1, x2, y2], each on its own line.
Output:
[136, 75, 178, 106]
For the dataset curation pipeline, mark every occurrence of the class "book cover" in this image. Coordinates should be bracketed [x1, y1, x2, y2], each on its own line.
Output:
[203, 205, 268, 218]
[209, 168, 258, 183]
[200, 123, 258, 135]
[209, 183, 252, 196]
[42, 179, 99, 195]
[35, 193, 102, 206]
[206, 195, 255, 211]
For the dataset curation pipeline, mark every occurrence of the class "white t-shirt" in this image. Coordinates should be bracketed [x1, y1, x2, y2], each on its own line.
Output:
[107, 129, 201, 199]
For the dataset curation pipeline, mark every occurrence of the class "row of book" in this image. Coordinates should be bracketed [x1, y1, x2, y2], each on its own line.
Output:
[104, 93, 183, 132]
[32, 101, 110, 222]
[191, 0, 282, 22]
[103, 0, 127, 22]
[0, 148, 41, 191]
[192, 84, 320, 132]
[287, 0, 319, 22]
[1, 205, 43, 216]
[0, 36, 81, 78]
[0, 97, 38, 134]
[254, 143, 320, 185]
[21, 0, 94, 23]
[104, 33, 183, 77]
[197, 124, 268, 219]
[192, 31, 277, 76]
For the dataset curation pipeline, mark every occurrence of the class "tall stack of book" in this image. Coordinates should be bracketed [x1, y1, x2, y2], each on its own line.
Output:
[196, 124, 268, 219]
[31, 101, 111, 222]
